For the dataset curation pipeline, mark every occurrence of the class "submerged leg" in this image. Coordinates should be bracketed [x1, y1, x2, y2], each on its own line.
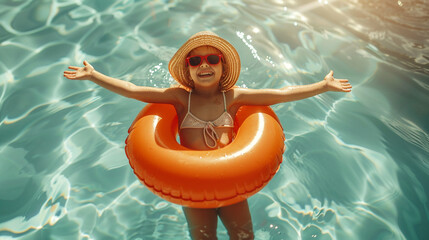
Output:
[218, 200, 254, 240]
[183, 206, 218, 240]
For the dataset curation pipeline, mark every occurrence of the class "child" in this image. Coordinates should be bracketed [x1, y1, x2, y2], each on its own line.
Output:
[64, 31, 351, 240]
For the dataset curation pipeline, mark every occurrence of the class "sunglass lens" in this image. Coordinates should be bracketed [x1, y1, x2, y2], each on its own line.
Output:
[189, 56, 202, 66]
[207, 55, 220, 64]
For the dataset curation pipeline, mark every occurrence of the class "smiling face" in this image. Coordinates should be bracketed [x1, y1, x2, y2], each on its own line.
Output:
[187, 46, 223, 90]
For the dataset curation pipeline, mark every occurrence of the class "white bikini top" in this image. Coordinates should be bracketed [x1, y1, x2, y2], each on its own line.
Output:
[179, 91, 234, 148]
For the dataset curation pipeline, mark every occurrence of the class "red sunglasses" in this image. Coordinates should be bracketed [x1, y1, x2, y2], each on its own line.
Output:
[186, 54, 223, 67]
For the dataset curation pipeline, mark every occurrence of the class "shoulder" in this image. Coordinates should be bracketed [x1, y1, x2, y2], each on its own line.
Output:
[225, 87, 248, 108]
[165, 86, 190, 110]
[225, 87, 253, 100]
[165, 86, 189, 95]
[225, 87, 246, 96]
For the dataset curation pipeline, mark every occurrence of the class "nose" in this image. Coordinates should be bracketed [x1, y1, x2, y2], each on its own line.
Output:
[200, 62, 209, 68]
[200, 58, 209, 67]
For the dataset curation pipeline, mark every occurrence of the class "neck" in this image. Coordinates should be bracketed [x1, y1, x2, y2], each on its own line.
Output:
[192, 86, 221, 96]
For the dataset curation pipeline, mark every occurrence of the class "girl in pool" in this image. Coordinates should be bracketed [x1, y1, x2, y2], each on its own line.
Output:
[64, 31, 351, 240]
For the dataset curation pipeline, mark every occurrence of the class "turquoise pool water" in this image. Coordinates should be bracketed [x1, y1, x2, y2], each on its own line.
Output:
[1, 0, 428, 239]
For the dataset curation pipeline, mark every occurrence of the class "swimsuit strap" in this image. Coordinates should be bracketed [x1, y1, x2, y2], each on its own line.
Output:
[222, 91, 227, 111]
[187, 90, 192, 113]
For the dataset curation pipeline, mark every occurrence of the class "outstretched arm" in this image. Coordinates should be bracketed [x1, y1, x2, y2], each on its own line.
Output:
[63, 61, 181, 103]
[233, 71, 351, 106]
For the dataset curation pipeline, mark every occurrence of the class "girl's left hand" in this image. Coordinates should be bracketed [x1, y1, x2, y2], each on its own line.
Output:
[324, 71, 352, 92]
[64, 60, 94, 81]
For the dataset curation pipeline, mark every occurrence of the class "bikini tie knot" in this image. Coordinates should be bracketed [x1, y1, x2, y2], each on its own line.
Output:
[203, 122, 219, 149]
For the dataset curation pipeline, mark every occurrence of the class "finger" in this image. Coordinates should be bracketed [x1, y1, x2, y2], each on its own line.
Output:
[63, 71, 76, 74]
[339, 79, 349, 83]
[68, 66, 79, 70]
[325, 71, 333, 79]
[64, 74, 75, 79]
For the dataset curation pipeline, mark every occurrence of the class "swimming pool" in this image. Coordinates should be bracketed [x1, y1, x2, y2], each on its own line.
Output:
[0, 0, 428, 239]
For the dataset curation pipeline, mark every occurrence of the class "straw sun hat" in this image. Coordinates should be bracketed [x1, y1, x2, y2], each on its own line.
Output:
[168, 31, 241, 91]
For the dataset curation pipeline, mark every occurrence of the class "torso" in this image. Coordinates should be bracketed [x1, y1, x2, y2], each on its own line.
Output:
[173, 88, 240, 150]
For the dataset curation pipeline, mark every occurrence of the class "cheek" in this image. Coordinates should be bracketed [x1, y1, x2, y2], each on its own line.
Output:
[184, 68, 193, 82]
[187, 67, 196, 77]
[216, 65, 224, 76]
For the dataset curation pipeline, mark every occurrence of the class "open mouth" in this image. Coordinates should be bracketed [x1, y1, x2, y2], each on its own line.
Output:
[198, 71, 214, 78]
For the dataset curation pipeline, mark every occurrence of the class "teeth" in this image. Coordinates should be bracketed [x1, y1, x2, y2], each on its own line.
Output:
[199, 72, 213, 76]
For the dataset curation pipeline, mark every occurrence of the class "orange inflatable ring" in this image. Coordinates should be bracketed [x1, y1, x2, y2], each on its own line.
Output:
[125, 103, 285, 208]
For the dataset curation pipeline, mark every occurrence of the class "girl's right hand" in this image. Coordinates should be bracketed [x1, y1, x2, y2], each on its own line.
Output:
[64, 60, 94, 80]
